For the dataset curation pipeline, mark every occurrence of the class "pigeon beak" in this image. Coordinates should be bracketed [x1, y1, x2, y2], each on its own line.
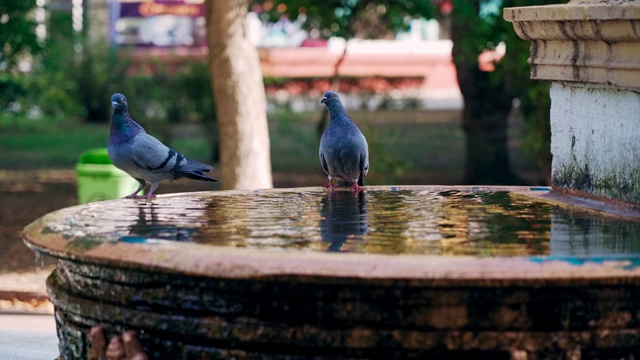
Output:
[321, 97, 327, 104]
[112, 101, 118, 107]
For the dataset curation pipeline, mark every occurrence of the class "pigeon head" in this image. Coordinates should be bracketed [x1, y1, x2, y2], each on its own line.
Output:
[320, 91, 341, 106]
[111, 93, 129, 112]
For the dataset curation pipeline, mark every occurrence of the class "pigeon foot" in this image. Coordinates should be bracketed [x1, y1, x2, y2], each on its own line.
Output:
[124, 195, 147, 199]
[351, 183, 364, 192]
[323, 179, 335, 190]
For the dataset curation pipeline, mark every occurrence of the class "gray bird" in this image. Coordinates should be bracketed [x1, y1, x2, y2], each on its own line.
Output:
[107, 93, 219, 199]
[319, 91, 369, 192]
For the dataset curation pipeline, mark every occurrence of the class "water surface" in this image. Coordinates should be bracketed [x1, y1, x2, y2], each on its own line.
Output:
[51, 189, 640, 257]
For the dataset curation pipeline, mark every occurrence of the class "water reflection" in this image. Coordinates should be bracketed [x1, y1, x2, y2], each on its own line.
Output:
[319, 191, 368, 252]
[123, 204, 198, 242]
[380, 191, 551, 255]
[47, 189, 640, 257]
[198, 191, 323, 250]
[550, 207, 640, 256]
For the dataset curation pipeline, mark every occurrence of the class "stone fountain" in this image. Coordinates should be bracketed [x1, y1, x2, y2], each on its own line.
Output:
[23, 1, 640, 359]
[24, 186, 640, 359]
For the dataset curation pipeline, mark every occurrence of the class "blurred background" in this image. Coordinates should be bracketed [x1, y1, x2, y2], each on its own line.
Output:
[0, 0, 561, 279]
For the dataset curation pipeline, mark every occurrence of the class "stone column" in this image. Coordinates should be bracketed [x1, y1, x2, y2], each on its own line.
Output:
[504, 0, 640, 205]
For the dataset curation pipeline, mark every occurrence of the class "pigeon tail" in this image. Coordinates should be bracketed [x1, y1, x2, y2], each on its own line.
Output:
[173, 154, 218, 182]
[178, 170, 220, 183]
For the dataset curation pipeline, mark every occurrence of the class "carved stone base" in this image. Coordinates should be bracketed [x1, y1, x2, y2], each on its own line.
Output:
[505, 0, 640, 205]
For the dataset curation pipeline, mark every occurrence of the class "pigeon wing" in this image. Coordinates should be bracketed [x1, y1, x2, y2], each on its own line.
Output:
[130, 133, 178, 173]
[361, 151, 369, 178]
[357, 132, 369, 186]
[320, 152, 330, 175]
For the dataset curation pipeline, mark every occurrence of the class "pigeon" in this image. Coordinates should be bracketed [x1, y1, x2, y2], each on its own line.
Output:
[320, 191, 368, 251]
[107, 93, 219, 199]
[318, 91, 369, 192]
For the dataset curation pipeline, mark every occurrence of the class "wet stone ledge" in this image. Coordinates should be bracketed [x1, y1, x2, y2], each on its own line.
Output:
[49, 258, 640, 359]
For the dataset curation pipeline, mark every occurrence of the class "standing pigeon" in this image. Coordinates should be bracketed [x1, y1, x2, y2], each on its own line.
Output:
[319, 91, 369, 192]
[107, 93, 219, 199]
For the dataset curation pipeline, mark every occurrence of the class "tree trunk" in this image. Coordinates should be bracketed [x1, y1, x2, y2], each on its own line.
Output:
[460, 91, 514, 184]
[205, 0, 273, 190]
[450, 1, 519, 185]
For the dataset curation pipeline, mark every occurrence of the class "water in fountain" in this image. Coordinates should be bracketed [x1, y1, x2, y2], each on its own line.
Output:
[43, 188, 640, 257]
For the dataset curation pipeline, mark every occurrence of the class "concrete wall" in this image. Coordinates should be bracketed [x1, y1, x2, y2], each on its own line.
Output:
[551, 82, 640, 204]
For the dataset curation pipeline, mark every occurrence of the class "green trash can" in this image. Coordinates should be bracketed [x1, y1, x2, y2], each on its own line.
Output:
[76, 148, 140, 204]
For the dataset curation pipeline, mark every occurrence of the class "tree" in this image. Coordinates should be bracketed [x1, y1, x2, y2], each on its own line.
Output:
[260, 0, 435, 136]
[450, 0, 518, 184]
[259, 0, 556, 185]
[205, 0, 273, 190]
[0, 0, 42, 110]
[451, 0, 559, 184]
[0, 0, 41, 73]
[501, 0, 555, 184]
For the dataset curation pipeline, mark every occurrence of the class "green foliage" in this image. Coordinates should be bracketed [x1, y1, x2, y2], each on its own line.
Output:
[267, 110, 465, 184]
[0, 121, 109, 169]
[0, 0, 43, 115]
[0, 0, 42, 72]
[5, 37, 216, 123]
[499, 0, 558, 175]
[72, 43, 133, 122]
[2, 34, 219, 159]
[5, 36, 128, 121]
[268, 110, 320, 173]
[256, 0, 435, 39]
[360, 122, 411, 184]
[3, 108, 543, 185]
[26, 66, 85, 118]
[451, 0, 562, 182]
[450, 1, 496, 64]
[174, 61, 216, 125]
[0, 72, 28, 111]
[114, 56, 217, 153]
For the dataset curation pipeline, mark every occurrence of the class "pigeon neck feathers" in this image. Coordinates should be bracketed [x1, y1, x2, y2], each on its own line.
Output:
[326, 100, 352, 123]
[110, 108, 145, 140]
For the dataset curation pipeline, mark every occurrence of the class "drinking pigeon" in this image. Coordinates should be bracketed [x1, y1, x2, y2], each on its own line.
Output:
[107, 93, 219, 199]
[318, 91, 369, 192]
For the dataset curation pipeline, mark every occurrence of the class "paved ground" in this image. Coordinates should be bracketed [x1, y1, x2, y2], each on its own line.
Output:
[0, 267, 59, 359]
[0, 314, 59, 360]
[0, 171, 67, 358]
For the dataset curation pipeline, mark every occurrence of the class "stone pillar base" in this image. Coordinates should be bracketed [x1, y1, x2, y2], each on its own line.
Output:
[550, 82, 640, 205]
[505, 0, 640, 205]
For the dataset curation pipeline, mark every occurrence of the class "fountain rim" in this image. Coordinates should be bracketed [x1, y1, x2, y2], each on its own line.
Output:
[23, 185, 640, 287]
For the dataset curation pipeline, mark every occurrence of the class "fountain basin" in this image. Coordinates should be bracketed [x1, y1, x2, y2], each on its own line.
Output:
[23, 186, 640, 359]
